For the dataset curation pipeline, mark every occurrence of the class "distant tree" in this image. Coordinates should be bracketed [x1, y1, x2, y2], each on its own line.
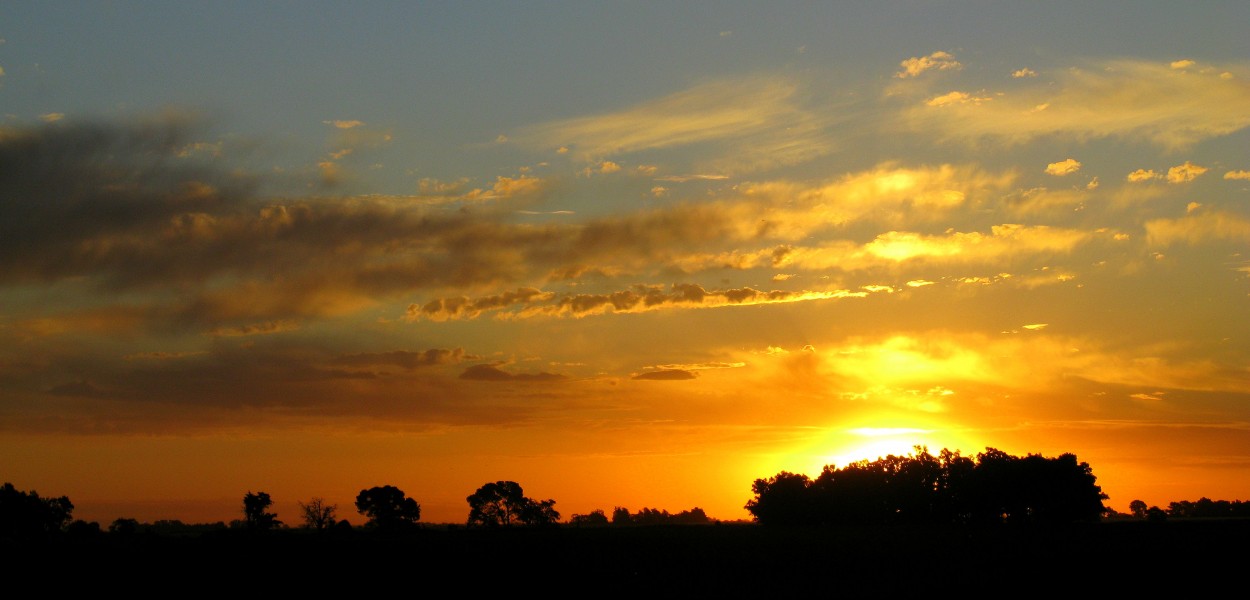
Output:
[298, 497, 338, 531]
[1129, 499, 1148, 519]
[66, 519, 102, 538]
[1146, 506, 1168, 522]
[611, 506, 632, 525]
[242, 491, 281, 530]
[466, 481, 558, 527]
[569, 509, 610, 527]
[0, 482, 74, 540]
[109, 517, 140, 536]
[520, 498, 561, 527]
[355, 486, 421, 531]
[671, 507, 711, 525]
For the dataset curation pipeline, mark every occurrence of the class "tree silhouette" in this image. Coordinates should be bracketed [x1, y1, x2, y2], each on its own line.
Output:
[298, 497, 338, 531]
[1, 482, 73, 540]
[746, 447, 1108, 527]
[355, 485, 421, 531]
[242, 491, 281, 530]
[466, 481, 559, 527]
[1129, 499, 1148, 519]
[569, 509, 610, 526]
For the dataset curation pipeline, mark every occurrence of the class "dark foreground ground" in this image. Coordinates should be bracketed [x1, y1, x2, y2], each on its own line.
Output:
[8, 519, 1248, 593]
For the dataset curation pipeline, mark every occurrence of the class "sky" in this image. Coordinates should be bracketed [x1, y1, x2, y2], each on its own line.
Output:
[2, 2, 1248, 525]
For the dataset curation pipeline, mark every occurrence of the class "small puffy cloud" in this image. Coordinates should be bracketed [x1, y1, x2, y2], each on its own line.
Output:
[896, 51, 962, 78]
[1044, 158, 1082, 176]
[1022, 323, 1048, 330]
[1166, 161, 1207, 183]
[632, 369, 698, 381]
[1012, 68, 1038, 78]
[1170, 59, 1196, 70]
[1086, 177, 1099, 190]
[650, 186, 668, 197]
[582, 160, 621, 177]
[323, 120, 365, 129]
[1224, 170, 1250, 180]
[495, 134, 508, 144]
[906, 280, 935, 287]
[1126, 169, 1161, 182]
[39, 113, 65, 123]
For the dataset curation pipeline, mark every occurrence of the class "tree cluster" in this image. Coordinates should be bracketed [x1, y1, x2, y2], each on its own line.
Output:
[605, 506, 711, 526]
[746, 447, 1109, 527]
[466, 481, 559, 527]
[1, 482, 74, 541]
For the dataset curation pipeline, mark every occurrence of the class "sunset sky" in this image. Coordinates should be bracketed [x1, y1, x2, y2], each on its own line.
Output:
[2, 3, 1248, 525]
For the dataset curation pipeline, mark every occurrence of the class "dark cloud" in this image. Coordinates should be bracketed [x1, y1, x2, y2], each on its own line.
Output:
[632, 369, 698, 381]
[334, 348, 475, 369]
[459, 363, 569, 382]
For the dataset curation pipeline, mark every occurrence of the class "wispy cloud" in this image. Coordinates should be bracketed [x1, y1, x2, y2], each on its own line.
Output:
[903, 60, 1250, 148]
[515, 76, 834, 173]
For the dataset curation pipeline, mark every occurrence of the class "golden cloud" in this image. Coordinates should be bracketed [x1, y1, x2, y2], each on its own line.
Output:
[515, 76, 832, 173]
[1145, 212, 1250, 245]
[1044, 158, 1082, 176]
[1166, 161, 1208, 183]
[903, 60, 1250, 148]
[896, 51, 962, 78]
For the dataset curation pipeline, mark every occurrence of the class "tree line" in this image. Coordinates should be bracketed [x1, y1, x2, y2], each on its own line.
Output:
[8, 446, 1248, 540]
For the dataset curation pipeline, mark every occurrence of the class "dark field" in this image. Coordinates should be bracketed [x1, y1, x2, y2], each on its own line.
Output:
[9, 520, 1248, 593]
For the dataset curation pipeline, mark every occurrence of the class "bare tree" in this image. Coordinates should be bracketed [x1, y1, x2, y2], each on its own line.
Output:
[298, 497, 338, 530]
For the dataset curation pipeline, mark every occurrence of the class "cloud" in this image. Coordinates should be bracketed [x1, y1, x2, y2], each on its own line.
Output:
[1166, 161, 1207, 183]
[655, 174, 730, 182]
[39, 113, 65, 123]
[632, 369, 698, 381]
[1012, 68, 1038, 78]
[1126, 169, 1161, 182]
[409, 283, 866, 321]
[1170, 59, 1196, 70]
[324, 120, 365, 129]
[1224, 170, 1250, 180]
[1022, 323, 1048, 330]
[515, 76, 833, 173]
[1044, 158, 1082, 176]
[334, 348, 474, 370]
[903, 60, 1250, 149]
[1145, 212, 1250, 245]
[925, 91, 992, 107]
[459, 362, 568, 382]
[896, 51, 962, 78]
[208, 320, 299, 337]
[406, 288, 555, 322]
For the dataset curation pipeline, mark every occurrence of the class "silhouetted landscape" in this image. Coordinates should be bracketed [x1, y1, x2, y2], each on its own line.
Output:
[5, 448, 1247, 592]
